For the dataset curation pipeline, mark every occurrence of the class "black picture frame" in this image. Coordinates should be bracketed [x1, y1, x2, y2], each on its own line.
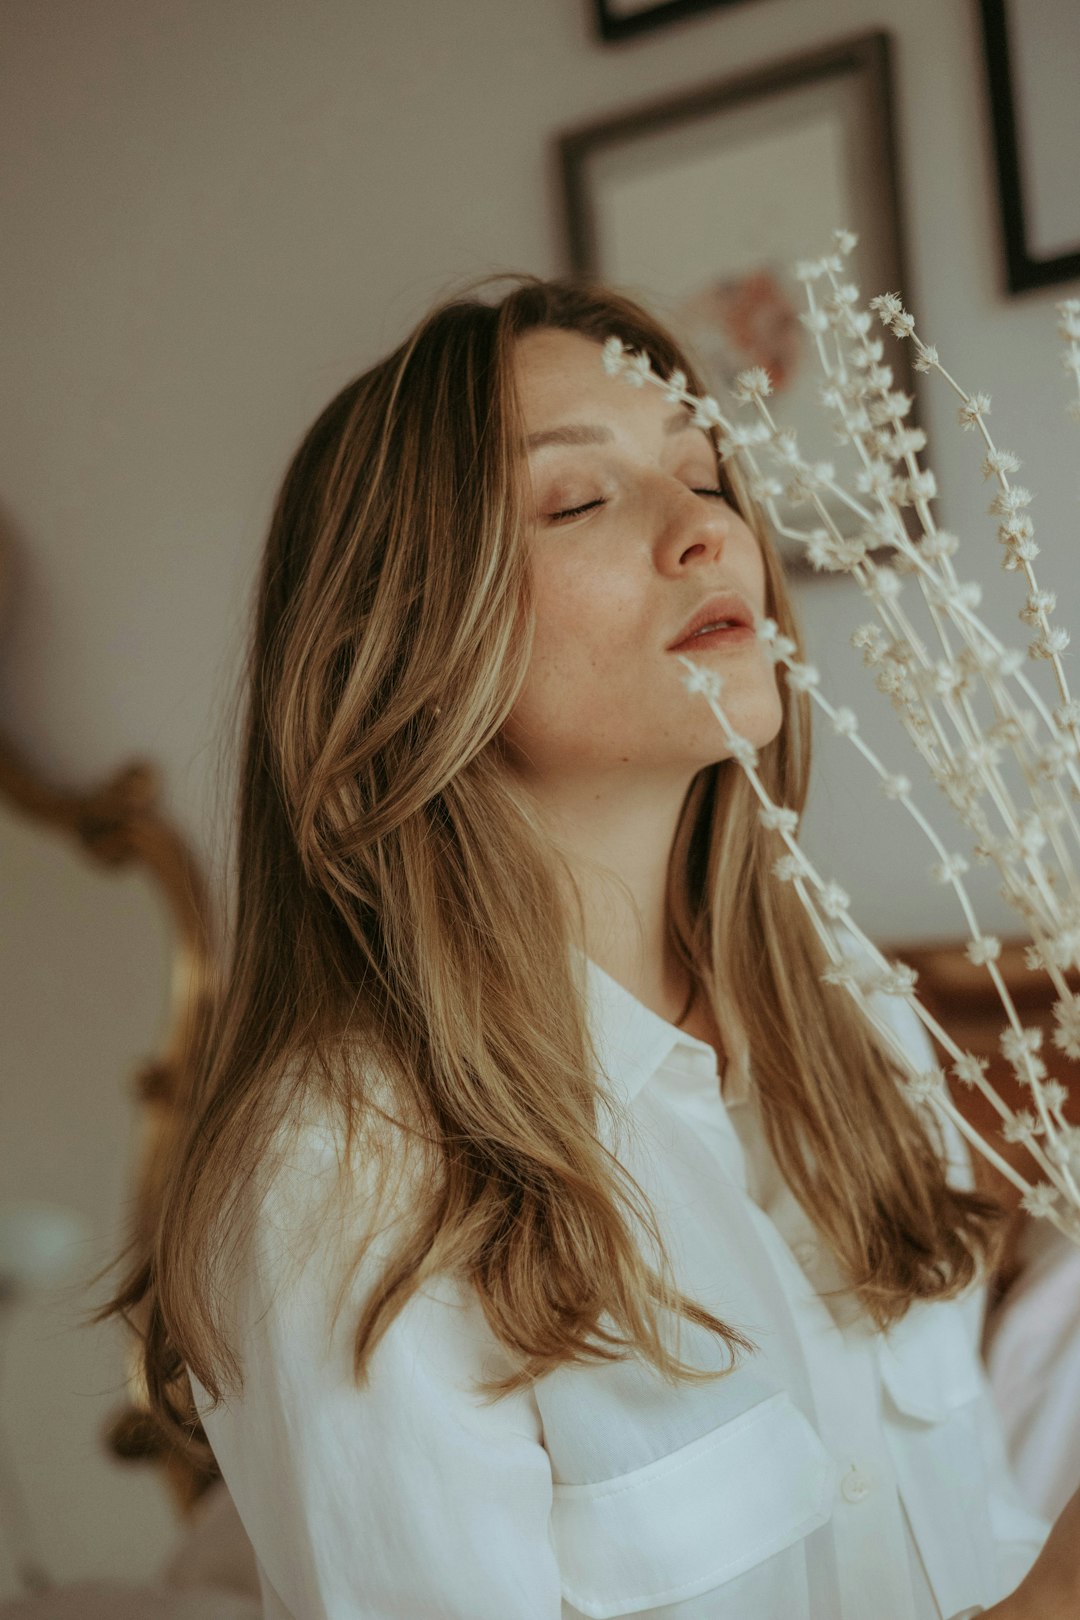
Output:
[978, 0, 1080, 295]
[558, 31, 918, 573]
[593, 0, 757, 44]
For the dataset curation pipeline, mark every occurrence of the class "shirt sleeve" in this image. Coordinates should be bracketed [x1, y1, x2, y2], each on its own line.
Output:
[189, 1104, 562, 1620]
[869, 975, 1052, 1605]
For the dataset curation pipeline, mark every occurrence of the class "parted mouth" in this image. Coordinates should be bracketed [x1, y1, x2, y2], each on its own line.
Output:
[666, 592, 754, 651]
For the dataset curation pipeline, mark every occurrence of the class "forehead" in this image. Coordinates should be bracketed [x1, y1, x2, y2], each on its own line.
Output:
[512, 326, 679, 430]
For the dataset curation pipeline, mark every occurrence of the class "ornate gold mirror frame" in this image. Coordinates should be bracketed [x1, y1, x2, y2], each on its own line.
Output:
[0, 730, 222, 1514]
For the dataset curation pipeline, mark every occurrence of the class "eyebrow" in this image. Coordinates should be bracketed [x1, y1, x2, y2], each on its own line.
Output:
[524, 410, 702, 452]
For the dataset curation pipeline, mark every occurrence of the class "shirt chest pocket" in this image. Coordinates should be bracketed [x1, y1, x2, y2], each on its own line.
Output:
[877, 1297, 999, 1618]
[550, 1391, 837, 1619]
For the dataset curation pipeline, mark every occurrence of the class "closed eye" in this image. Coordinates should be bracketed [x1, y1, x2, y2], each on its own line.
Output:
[549, 487, 728, 523]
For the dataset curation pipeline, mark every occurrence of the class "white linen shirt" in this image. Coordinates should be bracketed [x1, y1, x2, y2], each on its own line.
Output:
[190, 950, 1050, 1619]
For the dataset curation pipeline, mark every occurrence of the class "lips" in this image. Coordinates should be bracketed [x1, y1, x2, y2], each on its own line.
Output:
[666, 592, 754, 651]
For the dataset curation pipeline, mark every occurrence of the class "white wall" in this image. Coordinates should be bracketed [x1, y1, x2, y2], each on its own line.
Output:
[1, 0, 1076, 1594]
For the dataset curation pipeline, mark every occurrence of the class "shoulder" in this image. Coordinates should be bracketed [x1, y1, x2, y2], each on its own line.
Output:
[250, 1041, 439, 1294]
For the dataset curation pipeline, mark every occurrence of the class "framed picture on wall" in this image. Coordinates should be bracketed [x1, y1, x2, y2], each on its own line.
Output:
[593, 0, 761, 43]
[558, 31, 918, 571]
[979, 0, 1080, 294]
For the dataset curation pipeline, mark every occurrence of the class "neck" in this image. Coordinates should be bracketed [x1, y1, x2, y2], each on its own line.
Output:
[525, 766, 701, 1027]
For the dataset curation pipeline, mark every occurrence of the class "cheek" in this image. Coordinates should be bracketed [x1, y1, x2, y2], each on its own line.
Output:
[528, 556, 638, 672]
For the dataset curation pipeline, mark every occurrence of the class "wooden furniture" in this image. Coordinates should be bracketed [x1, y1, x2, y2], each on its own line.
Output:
[898, 938, 1080, 1322]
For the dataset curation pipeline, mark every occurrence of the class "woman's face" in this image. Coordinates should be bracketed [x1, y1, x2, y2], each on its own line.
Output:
[501, 326, 783, 783]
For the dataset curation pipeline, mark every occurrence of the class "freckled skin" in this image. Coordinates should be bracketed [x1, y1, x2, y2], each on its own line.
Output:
[501, 328, 784, 788]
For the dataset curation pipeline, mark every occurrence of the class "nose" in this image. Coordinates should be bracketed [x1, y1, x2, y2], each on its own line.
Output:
[654, 478, 732, 572]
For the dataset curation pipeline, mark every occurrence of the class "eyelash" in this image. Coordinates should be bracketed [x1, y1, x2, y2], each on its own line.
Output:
[550, 487, 728, 522]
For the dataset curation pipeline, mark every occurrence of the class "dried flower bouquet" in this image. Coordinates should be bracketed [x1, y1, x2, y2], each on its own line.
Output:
[602, 230, 1080, 1243]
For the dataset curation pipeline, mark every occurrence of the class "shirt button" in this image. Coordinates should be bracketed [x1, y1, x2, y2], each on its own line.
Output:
[840, 1466, 872, 1504]
[792, 1240, 817, 1268]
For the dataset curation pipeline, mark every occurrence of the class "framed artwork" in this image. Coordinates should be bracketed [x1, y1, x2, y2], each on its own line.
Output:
[979, 0, 1080, 295]
[593, 0, 763, 44]
[558, 31, 918, 571]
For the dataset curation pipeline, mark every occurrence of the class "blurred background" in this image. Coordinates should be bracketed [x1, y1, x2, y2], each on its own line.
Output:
[2, 0, 1077, 1601]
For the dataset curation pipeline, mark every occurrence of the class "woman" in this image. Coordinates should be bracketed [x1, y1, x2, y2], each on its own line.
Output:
[102, 276, 1079, 1617]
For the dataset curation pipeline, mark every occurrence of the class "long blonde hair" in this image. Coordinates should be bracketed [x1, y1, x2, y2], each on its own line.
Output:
[97, 274, 1005, 1455]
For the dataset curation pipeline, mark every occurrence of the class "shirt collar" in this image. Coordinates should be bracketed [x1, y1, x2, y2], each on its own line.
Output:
[571, 944, 751, 1111]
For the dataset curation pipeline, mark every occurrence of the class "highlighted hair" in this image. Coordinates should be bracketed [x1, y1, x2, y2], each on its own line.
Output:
[95, 275, 1005, 1456]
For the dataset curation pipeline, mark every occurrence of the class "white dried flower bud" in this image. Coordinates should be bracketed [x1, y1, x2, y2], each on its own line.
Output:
[885, 427, 928, 458]
[1054, 700, 1080, 728]
[1034, 741, 1070, 780]
[981, 448, 1022, 479]
[919, 529, 959, 560]
[831, 707, 859, 738]
[851, 624, 887, 664]
[624, 351, 652, 387]
[929, 660, 964, 699]
[854, 459, 896, 498]
[912, 343, 939, 372]
[880, 962, 918, 995]
[1030, 626, 1070, 659]
[785, 662, 821, 692]
[954, 1054, 988, 1087]
[867, 566, 902, 600]
[662, 368, 688, 404]
[1053, 995, 1080, 1059]
[957, 393, 992, 429]
[1048, 1127, 1080, 1169]
[964, 736, 1003, 772]
[794, 259, 826, 283]
[691, 396, 724, 428]
[870, 292, 908, 330]
[1002, 1110, 1038, 1144]
[881, 773, 911, 801]
[953, 581, 983, 612]
[989, 486, 1033, 516]
[907, 469, 938, 502]
[820, 882, 850, 918]
[601, 335, 627, 375]
[762, 634, 797, 665]
[932, 853, 969, 884]
[1043, 1081, 1069, 1113]
[801, 308, 832, 335]
[867, 387, 906, 421]
[728, 735, 758, 769]
[680, 662, 725, 699]
[1001, 1026, 1043, 1068]
[821, 955, 868, 992]
[851, 339, 885, 371]
[1015, 813, 1048, 858]
[1020, 1184, 1058, 1218]
[759, 804, 799, 834]
[1046, 927, 1080, 971]
[733, 367, 773, 401]
[999, 514, 1036, 542]
[1003, 536, 1041, 570]
[906, 1068, 945, 1102]
[773, 853, 805, 883]
[833, 228, 858, 254]
[966, 935, 1002, 966]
